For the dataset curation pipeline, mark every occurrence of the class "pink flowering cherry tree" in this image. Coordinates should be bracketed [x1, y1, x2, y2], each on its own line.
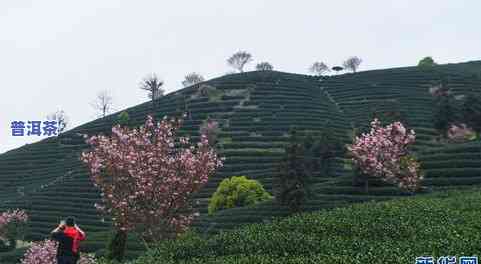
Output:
[0, 209, 28, 250]
[447, 123, 477, 143]
[347, 119, 423, 193]
[81, 115, 223, 259]
[199, 118, 220, 147]
[21, 239, 97, 264]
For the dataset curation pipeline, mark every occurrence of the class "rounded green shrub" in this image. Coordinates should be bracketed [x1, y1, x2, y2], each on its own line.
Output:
[418, 56, 436, 68]
[116, 111, 130, 127]
[208, 176, 272, 215]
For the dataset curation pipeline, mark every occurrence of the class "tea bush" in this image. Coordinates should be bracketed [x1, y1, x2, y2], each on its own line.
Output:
[124, 188, 481, 264]
[208, 176, 272, 215]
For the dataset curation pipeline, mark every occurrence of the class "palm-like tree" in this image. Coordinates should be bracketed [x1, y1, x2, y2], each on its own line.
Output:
[140, 73, 164, 110]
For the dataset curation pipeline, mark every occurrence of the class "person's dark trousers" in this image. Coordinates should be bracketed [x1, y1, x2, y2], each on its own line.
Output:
[57, 255, 76, 264]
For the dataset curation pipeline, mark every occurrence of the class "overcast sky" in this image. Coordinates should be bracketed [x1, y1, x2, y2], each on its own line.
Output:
[1, 0, 480, 154]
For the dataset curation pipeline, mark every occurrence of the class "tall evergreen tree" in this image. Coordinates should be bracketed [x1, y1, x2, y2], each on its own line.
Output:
[276, 128, 310, 213]
[461, 93, 481, 135]
[276, 126, 341, 213]
[434, 96, 457, 136]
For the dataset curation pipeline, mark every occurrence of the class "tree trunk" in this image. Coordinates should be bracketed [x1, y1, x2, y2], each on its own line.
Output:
[353, 168, 369, 194]
[107, 228, 127, 262]
[0, 237, 16, 252]
[364, 178, 369, 194]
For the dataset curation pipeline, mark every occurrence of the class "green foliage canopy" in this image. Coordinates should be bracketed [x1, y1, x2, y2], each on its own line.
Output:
[116, 111, 131, 127]
[418, 56, 436, 68]
[461, 93, 481, 135]
[208, 176, 272, 215]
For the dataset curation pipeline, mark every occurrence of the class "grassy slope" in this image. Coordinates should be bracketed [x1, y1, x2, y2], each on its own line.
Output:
[0, 61, 480, 260]
[127, 188, 481, 264]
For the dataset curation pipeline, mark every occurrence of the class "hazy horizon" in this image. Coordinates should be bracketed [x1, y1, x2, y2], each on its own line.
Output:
[1, 0, 480, 154]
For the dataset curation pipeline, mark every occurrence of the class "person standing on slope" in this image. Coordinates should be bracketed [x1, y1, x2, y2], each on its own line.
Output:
[50, 217, 86, 264]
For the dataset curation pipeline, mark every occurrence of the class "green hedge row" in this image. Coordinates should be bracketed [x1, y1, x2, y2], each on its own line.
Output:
[120, 188, 481, 264]
[422, 160, 481, 169]
[419, 153, 481, 161]
[424, 168, 481, 178]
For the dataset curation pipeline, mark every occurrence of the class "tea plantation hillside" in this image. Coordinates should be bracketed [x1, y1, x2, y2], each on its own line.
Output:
[123, 188, 481, 264]
[0, 61, 480, 259]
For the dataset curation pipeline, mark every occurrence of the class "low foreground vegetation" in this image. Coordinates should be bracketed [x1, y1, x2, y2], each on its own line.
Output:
[106, 188, 481, 264]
